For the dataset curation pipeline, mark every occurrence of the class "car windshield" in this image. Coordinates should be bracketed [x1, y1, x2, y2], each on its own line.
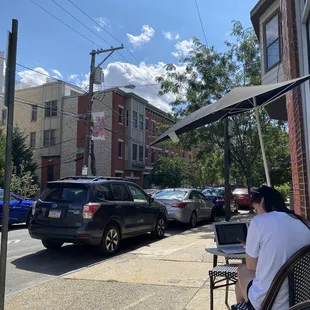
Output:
[40, 184, 88, 202]
[145, 189, 157, 194]
[233, 189, 248, 194]
[154, 190, 188, 200]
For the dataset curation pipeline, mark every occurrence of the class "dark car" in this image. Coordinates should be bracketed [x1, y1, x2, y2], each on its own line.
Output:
[0, 189, 34, 227]
[29, 176, 168, 255]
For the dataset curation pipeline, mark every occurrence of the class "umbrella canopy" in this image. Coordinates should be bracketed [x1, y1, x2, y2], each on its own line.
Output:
[151, 75, 310, 146]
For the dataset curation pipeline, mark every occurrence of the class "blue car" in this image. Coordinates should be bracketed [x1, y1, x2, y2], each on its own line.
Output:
[0, 189, 35, 227]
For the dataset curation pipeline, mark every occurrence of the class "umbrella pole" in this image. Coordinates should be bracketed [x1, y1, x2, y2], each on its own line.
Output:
[253, 97, 271, 186]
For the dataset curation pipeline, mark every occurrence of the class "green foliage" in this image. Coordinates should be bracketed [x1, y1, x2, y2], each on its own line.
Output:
[10, 164, 39, 198]
[274, 183, 290, 201]
[152, 156, 187, 188]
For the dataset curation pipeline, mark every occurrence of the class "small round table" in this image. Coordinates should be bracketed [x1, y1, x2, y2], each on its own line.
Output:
[206, 247, 246, 267]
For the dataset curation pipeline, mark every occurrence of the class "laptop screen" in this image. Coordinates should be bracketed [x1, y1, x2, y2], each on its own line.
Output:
[215, 223, 248, 246]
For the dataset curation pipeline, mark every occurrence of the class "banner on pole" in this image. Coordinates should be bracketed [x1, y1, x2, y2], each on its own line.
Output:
[91, 111, 105, 140]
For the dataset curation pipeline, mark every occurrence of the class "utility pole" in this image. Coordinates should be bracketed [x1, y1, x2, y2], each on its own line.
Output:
[0, 19, 18, 310]
[83, 46, 123, 176]
[224, 118, 231, 222]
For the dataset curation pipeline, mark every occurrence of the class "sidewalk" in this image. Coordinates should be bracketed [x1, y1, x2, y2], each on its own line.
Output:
[5, 212, 253, 310]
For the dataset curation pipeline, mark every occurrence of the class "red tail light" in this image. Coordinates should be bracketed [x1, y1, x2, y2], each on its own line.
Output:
[172, 202, 188, 209]
[32, 201, 37, 215]
[82, 203, 100, 219]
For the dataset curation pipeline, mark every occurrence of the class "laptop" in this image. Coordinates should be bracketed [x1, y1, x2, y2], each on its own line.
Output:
[213, 222, 249, 254]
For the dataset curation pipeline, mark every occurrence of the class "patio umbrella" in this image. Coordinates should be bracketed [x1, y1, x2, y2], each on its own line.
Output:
[150, 74, 310, 186]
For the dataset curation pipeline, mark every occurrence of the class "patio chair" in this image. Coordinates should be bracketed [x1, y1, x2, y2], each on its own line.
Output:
[289, 301, 310, 310]
[231, 245, 310, 310]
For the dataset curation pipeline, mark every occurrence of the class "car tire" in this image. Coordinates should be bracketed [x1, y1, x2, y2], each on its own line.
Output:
[210, 208, 216, 222]
[151, 215, 166, 239]
[99, 224, 120, 255]
[42, 240, 64, 250]
[189, 211, 197, 228]
[26, 211, 33, 227]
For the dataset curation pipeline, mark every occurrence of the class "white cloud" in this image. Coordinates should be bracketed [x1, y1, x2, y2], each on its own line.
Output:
[163, 31, 180, 41]
[52, 69, 63, 79]
[93, 17, 109, 32]
[163, 31, 173, 40]
[127, 25, 155, 47]
[172, 39, 195, 58]
[68, 74, 79, 80]
[17, 67, 50, 86]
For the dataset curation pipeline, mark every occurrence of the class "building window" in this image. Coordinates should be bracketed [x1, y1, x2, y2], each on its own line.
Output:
[118, 140, 123, 158]
[126, 110, 129, 126]
[45, 101, 57, 118]
[30, 132, 36, 148]
[31, 105, 37, 121]
[182, 152, 185, 158]
[133, 111, 138, 128]
[1, 110, 7, 125]
[264, 12, 280, 71]
[132, 144, 137, 160]
[139, 114, 144, 130]
[139, 145, 143, 161]
[151, 150, 155, 164]
[118, 107, 123, 124]
[115, 172, 123, 178]
[43, 129, 56, 147]
[145, 118, 148, 130]
[151, 121, 155, 136]
[145, 147, 148, 158]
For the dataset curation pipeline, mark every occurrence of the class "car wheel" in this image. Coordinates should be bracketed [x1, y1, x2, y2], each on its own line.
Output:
[189, 211, 197, 228]
[210, 208, 215, 222]
[42, 240, 64, 250]
[152, 215, 166, 239]
[26, 211, 33, 227]
[100, 224, 120, 255]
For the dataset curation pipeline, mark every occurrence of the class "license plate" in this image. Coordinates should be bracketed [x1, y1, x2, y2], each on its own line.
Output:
[48, 210, 61, 219]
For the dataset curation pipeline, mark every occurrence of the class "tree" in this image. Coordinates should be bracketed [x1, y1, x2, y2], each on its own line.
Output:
[12, 127, 38, 183]
[152, 156, 187, 188]
[10, 164, 39, 198]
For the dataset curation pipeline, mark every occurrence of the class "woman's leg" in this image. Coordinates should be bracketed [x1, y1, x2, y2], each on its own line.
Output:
[235, 265, 255, 302]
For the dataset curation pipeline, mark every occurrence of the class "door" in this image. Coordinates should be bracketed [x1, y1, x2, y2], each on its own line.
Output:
[9, 194, 28, 223]
[197, 191, 213, 218]
[190, 190, 208, 219]
[127, 184, 154, 231]
[110, 183, 141, 234]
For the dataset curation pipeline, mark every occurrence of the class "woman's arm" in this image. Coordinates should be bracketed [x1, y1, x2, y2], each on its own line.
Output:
[246, 254, 258, 271]
[245, 219, 260, 271]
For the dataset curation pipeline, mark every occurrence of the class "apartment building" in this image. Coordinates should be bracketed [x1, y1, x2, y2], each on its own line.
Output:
[250, 0, 310, 219]
[1, 82, 191, 189]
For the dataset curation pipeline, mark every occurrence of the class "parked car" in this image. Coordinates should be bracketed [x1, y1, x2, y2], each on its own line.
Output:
[153, 188, 215, 228]
[202, 188, 237, 215]
[145, 189, 160, 198]
[232, 188, 251, 209]
[0, 189, 34, 227]
[28, 176, 168, 255]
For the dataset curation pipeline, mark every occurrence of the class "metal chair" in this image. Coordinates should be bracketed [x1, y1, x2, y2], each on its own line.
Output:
[231, 245, 310, 310]
[289, 301, 310, 310]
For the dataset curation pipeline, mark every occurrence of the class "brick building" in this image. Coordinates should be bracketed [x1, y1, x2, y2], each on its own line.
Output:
[250, 0, 310, 220]
[1, 82, 191, 189]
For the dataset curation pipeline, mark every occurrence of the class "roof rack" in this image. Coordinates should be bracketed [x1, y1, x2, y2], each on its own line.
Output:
[57, 176, 128, 181]
[93, 176, 128, 181]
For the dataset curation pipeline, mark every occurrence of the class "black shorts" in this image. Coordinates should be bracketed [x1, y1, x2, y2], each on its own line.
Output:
[247, 280, 255, 310]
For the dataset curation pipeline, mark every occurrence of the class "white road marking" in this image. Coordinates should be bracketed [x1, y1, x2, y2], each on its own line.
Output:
[122, 293, 155, 310]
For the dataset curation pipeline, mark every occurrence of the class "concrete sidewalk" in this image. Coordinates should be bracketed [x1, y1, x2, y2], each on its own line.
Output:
[5, 212, 253, 310]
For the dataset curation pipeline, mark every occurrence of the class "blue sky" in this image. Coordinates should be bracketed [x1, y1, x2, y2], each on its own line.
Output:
[0, 0, 257, 110]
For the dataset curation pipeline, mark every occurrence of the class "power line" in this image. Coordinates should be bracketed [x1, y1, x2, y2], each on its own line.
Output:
[194, 0, 208, 47]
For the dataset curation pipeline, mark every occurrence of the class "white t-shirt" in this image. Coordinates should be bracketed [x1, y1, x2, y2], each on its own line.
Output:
[246, 211, 310, 310]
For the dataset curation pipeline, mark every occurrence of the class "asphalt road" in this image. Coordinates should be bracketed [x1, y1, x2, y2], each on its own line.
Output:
[3, 223, 187, 296]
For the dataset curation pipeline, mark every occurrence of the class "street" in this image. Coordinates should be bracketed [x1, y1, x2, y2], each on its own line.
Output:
[4, 223, 186, 296]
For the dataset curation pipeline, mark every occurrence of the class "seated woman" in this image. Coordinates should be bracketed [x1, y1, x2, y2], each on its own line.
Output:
[235, 186, 310, 310]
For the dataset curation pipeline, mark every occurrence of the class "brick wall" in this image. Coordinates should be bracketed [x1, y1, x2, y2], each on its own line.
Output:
[282, 0, 309, 219]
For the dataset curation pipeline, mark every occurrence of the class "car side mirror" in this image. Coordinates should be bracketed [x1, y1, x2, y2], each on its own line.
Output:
[149, 197, 154, 204]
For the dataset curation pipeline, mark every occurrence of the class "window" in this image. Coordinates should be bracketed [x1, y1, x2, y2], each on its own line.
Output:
[264, 13, 280, 71]
[43, 129, 56, 147]
[182, 152, 185, 158]
[118, 140, 123, 158]
[115, 172, 123, 178]
[151, 151, 155, 164]
[95, 184, 113, 201]
[133, 111, 138, 128]
[145, 147, 148, 158]
[190, 191, 206, 200]
[30, 132, 36, 148]
[126, 110, 129, 126]
[128, 185, 148, 203]
[44, 101, 57, 118]
[132, 144, 137, 160]
[1, 110, 7, 125]
[139, 114, 144, 130]
[111, 184, 131, 201]
[31, 105, 37, 121]
[139, 145, 143, 161]
[145, 118, 149, 130]
[151, 121, 155, 136]
[118, 107, 123, 124]
[41, 184, 88, 202]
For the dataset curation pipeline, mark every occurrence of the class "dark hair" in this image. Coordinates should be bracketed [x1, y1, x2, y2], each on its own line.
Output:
[251, 186, 309, 228]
